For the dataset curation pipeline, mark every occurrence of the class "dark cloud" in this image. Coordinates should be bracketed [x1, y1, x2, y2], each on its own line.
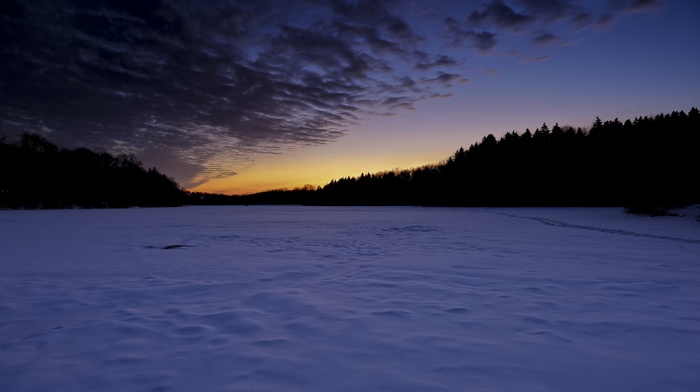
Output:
[468, 1, 533, 31]
[608, 0, 665, 14]
[445, 17, 499, 53]
[596, 0, 664, 29]
[0, 0, 24, 18]
[469, 31, 499, 52]
[532, 31, 560, 46]
[445, 0, 666, 54]
[424, 72, 462, 86]
[470, 0, 599, 33]
[0, 0, 452, 186]
[416, 55, 458, 70]
[0, 0, 668, 187]
[515, 0, 575, 21]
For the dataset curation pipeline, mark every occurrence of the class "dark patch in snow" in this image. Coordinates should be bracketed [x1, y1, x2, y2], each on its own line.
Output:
[444, 307, 470, 314]
[144, 244, 192, 249]
[162, 244, 191, 249]
[370, 309, 412, 318]
[384, 225, 439, 233]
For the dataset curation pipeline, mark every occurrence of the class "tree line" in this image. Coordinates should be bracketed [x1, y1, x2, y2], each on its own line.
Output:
[2, 108, 698, 209]
[233, 108, 700, 208]
[0, 133, 184, 208]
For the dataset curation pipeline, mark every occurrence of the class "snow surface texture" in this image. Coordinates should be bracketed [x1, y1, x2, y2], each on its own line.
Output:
[1, 206, 699, 392]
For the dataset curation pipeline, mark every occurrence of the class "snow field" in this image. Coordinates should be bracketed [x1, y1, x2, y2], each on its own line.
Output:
[1, 206, 699, 391]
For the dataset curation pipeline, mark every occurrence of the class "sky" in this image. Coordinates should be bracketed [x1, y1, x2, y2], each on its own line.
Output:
[1, 0, 699, 195]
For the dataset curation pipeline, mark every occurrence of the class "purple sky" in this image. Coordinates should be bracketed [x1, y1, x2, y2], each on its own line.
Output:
[1, 0, 698, 194]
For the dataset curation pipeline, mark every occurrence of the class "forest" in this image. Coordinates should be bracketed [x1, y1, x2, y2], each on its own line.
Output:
[230, 108, 700, 209]
[0, 133, 184, 208]
[2, 108, 698, 209]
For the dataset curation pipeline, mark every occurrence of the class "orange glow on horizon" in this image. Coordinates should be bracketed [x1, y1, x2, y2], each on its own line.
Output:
[187, 148, 450, 196]
[186, 106, 529, 195]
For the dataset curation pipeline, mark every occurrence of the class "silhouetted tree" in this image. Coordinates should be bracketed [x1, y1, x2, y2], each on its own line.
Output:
[141, 108, 699, 208]
[234, 108, 699, 208]
[0, 133, 184, 208]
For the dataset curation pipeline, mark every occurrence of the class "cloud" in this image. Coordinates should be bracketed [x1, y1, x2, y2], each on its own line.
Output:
[532, 31, 560, 46]
[515, 0, 576, 21]
[444, 0, 666, 60]
[0, 0, 668, 187]
[596, 0, 664, 29]
[445, 17, 499, 53]
[0, 0, 462, 187]
[416, 55, 458, 70]
[468, 0, 533, 31]
[608, 0, 665, 14]
[424, 72, 463, 86]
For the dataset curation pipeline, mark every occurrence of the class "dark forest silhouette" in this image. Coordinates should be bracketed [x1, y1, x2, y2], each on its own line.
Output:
[2, 108, 698, 209]
[225, 108, 700, 209]
[0, 133, 184, 208]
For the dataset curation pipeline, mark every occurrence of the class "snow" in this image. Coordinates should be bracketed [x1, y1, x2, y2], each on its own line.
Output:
[1, 206, 699, 391]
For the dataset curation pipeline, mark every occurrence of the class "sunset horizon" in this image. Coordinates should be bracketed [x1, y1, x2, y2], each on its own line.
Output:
[2, 0, 698, 195]
[3, 2, 700, 389]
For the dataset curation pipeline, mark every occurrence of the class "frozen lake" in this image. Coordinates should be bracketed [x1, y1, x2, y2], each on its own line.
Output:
[1, 206, 699, 391]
